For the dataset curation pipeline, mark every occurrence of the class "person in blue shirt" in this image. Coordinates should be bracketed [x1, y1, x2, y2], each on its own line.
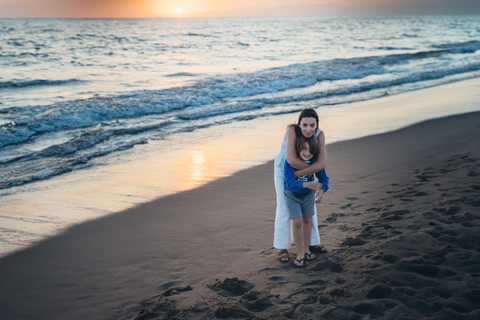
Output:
[284, 135, 329, 268]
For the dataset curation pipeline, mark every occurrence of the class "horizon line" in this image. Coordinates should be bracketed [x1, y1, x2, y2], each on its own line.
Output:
[1, 13, 479, 19]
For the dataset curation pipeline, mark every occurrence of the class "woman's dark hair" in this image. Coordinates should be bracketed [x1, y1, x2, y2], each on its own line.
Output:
[288, 108, 319, 137]
[296, 136, 320, 158]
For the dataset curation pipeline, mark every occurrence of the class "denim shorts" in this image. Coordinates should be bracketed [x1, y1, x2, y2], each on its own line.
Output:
[284, 189, 315, 219]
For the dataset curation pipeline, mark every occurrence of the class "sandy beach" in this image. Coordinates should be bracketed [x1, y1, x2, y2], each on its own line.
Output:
[1, 94, 480, 318]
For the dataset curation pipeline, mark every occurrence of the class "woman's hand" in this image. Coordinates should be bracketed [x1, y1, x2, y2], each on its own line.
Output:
[303, 181, 322, 191]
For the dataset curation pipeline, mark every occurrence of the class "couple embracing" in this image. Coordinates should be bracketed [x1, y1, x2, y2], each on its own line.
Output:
[273, 108, 329, 268]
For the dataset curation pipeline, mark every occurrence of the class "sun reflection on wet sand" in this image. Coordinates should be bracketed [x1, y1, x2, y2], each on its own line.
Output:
[187, 150, 206, 188]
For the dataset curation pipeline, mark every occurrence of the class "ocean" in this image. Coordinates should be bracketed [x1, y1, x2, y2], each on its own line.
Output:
[1, 15, 480, 256]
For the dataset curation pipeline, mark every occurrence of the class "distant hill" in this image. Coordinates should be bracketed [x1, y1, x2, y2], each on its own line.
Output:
[195, 1, 480, 18]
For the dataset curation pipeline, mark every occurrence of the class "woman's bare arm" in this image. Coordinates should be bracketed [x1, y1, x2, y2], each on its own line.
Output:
[294, 131, 327, 177]
[285, 126, 309, 170]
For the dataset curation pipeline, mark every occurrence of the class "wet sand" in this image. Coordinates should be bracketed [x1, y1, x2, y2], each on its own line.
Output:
[3, 77, 480, 259]
[1, 108, 479, 319]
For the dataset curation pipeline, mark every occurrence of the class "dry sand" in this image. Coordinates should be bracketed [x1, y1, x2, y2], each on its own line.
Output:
[1, 110, 480, 319]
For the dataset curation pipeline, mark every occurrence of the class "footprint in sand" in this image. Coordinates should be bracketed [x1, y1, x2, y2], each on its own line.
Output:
[366, 284, 393, 299]
[304, 279, 327, 286]
[464, 197, 480, 207]
[325, 212, 345, 223]
[422, 211, 439, 219]
[268, 276, 284, 282]
[312, 258, 343, 273]
[240, 291, 272, 312]
[414, 192, 428, 196]
[443, 206, 462, 215]
[468, 171, 480, 177]
[381, 210, 410, 221]
[341, 237, 367, 247]
[429, 286, 454, 299]
[328, 288, 352, 299]
[209, 277, 254, 296]
[462, 289, 480, 304]
[214, 305, 256, 319]
[396, 259, 442, 278]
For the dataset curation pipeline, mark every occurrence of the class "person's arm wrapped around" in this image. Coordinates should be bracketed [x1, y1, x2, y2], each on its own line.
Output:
[284, 161, 321, 193]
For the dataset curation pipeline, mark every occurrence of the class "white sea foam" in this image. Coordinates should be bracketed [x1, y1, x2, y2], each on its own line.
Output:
[0, 16, 480, 191]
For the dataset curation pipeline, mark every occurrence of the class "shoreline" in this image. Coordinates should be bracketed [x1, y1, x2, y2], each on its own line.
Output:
[0, 110, 479, 319]
[1, 77, 480, 258]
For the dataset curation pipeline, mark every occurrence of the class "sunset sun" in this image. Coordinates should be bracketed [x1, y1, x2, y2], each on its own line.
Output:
[175, 7, 183, 14]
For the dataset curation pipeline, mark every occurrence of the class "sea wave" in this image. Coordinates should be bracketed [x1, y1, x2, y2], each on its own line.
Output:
[0, 79, 82, 89]
[185, 32, 218, 38]
[0, 39, 479, 190]
[1, 42, 479, 149]
[432, 40, 480, 54]
[0, 52, 49, 59]
[165, 72, 201, 77]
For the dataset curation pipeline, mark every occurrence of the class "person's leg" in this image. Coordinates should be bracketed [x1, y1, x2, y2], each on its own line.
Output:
[274, 169, 293, 251]
[301, 191, 318, 259]
[308, 193, 327, 253]
[291, 217, 306, 267]
[309, 205, 321, 246]
[303, 217, 315, 261]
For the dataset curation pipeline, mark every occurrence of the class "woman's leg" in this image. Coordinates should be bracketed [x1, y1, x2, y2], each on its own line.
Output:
[309, 205, 321, 246]
[274, 170, 293, 249]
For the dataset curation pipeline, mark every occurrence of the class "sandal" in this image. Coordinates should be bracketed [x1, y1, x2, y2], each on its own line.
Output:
[278, 249, 290, 263]
[305, 252, 316, 261]
[293, 258, 306, 268]
[309, 245, 328, 254]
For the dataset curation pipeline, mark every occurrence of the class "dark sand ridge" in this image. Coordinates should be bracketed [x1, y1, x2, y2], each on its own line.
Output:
[0, 111, 479, 319]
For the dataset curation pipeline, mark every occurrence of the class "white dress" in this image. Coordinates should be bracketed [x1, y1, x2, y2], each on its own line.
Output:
[273, 129, 321, 249]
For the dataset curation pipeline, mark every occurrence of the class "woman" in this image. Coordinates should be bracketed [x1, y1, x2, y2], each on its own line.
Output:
[274, 108, 327, 263]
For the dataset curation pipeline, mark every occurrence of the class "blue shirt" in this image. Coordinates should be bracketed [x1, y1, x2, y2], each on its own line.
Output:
[284, 158, 329, 194]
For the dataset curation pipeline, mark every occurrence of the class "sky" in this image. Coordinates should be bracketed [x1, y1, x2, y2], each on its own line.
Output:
[0, 0, 479, 18]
